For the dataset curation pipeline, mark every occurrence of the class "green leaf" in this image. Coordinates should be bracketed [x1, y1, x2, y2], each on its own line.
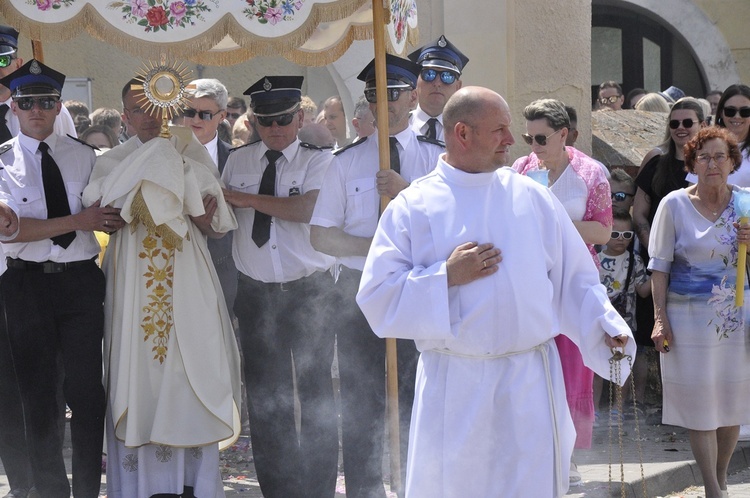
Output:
[138, 18, 149, 26]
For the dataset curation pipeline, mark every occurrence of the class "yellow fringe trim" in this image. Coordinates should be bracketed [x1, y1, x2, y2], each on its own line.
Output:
[0, 0, 417, 66]
[129, 190, 185, 252]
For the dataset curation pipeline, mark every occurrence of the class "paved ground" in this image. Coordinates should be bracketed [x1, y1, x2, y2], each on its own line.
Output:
[2, 416, 750, 497]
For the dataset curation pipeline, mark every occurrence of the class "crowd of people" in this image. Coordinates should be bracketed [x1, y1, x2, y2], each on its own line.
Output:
[0, 19, 749, 498]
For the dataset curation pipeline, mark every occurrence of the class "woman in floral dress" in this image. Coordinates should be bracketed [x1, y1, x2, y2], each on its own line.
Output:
[650, 127, 750, 498]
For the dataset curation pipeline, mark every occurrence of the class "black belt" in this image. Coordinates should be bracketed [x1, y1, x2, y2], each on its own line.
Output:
[6, 257, 97, 274]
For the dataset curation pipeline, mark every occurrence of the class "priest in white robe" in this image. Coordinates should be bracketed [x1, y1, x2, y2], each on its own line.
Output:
[83, 122, 242, 498]
[356, 87, 634, 498]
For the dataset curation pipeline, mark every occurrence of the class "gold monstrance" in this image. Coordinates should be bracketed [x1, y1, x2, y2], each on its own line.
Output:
[130, 59, 193, 139]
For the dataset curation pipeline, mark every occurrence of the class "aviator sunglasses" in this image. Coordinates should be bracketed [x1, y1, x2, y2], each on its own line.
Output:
[14, 96, 59, 111]
[255, 110, 298, 127]
[522, 128, 562, 146]
[364, 87, 410, 104]
[610, 230, 634, 240]
[599, 95, 621, 105]
[0, 54, 16, 68]
[723, 106, 750, 119]
[669, 119, 698, 129]
[183, 108, 221, 121]
[420, 69, 458, 85]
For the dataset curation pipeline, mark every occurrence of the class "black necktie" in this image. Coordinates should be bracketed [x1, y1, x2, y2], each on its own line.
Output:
[0, 104, 12, 143]
[425, 118, 438, 140]
[252, 149, 283, 248]
[389, 137, 401, 174]
[39, 142, 76, 249]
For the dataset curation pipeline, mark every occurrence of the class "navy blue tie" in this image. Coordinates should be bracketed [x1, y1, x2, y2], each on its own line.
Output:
[39, 142, 76, 248]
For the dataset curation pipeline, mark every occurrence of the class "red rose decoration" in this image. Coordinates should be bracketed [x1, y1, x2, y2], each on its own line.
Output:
[146, 6, 169, 27]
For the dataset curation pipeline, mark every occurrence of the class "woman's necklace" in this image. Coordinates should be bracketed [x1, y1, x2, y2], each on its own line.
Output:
[696, 187, 731, 217]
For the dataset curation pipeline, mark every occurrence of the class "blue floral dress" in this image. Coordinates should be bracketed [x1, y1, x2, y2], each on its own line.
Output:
[649, 187, 750, 430]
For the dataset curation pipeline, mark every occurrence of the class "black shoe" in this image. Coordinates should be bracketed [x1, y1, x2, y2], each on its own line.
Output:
[3, 489, 29, 498]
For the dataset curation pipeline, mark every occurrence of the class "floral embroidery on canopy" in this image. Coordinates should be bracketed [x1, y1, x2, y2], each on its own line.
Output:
[25, 0, 75, 10]
[108, 0, 215, 33]
[2, 0, 419, 66]
[243, 0, 306, 26]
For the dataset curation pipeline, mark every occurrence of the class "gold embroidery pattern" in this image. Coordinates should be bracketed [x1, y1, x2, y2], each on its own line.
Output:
[140, 230, 175, 364]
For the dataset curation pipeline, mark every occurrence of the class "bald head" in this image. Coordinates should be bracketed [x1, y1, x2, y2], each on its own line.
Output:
[443, 87, 514, 173]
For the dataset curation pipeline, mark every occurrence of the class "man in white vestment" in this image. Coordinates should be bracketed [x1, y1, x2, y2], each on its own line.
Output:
[83, 80, 242, 498]
[356, 86, 634, 498]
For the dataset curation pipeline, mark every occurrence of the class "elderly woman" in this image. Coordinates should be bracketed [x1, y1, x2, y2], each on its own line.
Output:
[512, 98, 612, 484]
[650, 127, 750, 498]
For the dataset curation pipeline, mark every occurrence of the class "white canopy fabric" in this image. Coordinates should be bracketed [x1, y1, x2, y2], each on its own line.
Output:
[0, 0, 418, 65]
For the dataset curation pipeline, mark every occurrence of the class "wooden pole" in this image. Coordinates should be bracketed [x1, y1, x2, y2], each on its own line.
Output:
[371, 0, 402, 495]
[31, 40, 44, 63]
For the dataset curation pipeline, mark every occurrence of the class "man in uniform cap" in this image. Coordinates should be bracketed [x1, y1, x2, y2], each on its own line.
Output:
[408, 35, 469, 141]
[222, 75, 339, 498]
[0, 25, 76, 142]
[310, 53, 443, 497]
[0, 59, 125, 498]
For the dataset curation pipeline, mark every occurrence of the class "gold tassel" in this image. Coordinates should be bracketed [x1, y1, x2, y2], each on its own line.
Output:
[130, 190, 185, 252]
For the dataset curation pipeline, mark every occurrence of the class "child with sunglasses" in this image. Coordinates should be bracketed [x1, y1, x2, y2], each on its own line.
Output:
[596, 211, 651, 422]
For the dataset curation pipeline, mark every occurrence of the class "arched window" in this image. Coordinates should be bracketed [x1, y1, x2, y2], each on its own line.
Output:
[591, 4, 706, 108]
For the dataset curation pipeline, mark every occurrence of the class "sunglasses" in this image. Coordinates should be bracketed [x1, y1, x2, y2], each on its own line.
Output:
[610, 230, 634, 240]
[14, 96, 59, 111]
[183, 108, 220, 121]
[255, 111, 298, 127]
[599, 95, 621, 105]
[420, 69, 458, 85]
[669, 119, 698, 129]
[522, 128, 562, 146]
[611, 191, 635, 202]
[226, 112, 243, 120]
[723, 106, 750, 118]
[0, 54, 16, 68]
[364, 87, 410, 104]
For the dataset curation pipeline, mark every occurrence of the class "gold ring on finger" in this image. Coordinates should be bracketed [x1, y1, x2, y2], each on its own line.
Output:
[483, 260, 487, 269]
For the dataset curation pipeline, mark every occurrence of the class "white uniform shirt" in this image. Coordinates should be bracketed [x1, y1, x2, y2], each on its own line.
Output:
[204, 132, 219, 167]
[1, 96, 78, 139]
[409, 105, 444, 141]
[222, 138, 334, 282]
[311, 127, 444, 271]
[0, 133, 100, 262]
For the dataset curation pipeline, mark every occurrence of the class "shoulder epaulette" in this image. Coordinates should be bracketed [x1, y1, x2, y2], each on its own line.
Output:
[417, 135, 445, 148]
[67, 134, 99, 151]
[300, 141, 333, 151]
[0, 143, 12, 156]
[229, 138, 261, 153]
[333, 137, 368, 156]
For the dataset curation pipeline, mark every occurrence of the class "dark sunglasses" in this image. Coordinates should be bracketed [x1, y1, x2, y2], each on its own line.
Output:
[420, 69, 458, 85]
[226, 112, 243, 120]
[610, 230, 634, 240]
[183, 108, 220, 121]
[521, 128, 562, 146]
[669, 119, 698, 129]
[14, 96, 59, 111]
[723, 106, 750, 118]
[611, 191, 635, 202]
[0, 54, 16, 68]
[364, 87, 409, 104]
[256, 111, 298, 127]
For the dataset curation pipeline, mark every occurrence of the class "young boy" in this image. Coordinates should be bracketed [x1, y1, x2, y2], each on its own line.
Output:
[596, 210, 651, 423]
